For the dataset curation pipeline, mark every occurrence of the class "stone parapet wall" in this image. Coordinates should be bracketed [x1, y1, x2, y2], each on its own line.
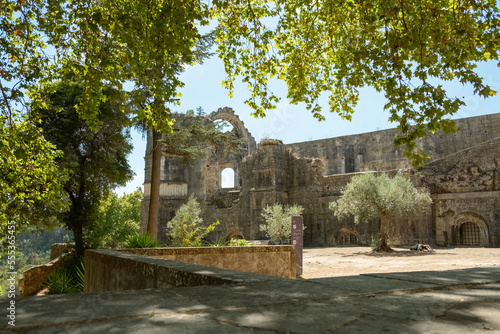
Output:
[120, 245, 296, 279]
[84, 248, 288, 293]
[19, 243, 74, 296]
[50, 243, 73, 260]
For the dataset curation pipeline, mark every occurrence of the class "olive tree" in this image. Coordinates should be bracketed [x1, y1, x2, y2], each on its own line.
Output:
[260, 204, 304, 244]
[329, 172, 431, 251]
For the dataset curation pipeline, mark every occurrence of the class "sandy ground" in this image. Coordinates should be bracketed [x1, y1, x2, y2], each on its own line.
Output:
[302, 246, 500, 279]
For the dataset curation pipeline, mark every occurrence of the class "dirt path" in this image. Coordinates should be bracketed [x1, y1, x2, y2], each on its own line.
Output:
[302, 246, 500, 279]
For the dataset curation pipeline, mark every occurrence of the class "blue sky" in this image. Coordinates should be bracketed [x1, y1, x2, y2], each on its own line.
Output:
[114, 56, 500, 195]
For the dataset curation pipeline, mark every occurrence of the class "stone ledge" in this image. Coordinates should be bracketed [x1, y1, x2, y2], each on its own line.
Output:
[84, 249, 284, 293]
[120, 245, 296, 279]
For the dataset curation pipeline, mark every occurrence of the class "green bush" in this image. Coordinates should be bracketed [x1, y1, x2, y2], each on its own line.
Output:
[167, 195, 219, 247]
[230, 238, 255, 246]
[74, 261, 85, 292]
[46, 269, 78, 294]
[209, 236, 229, 247]
[260, 204, 304, 244]
[210, 238, 255, 247]
[45, 258, 85, 294]
[125, 232, 161, 248]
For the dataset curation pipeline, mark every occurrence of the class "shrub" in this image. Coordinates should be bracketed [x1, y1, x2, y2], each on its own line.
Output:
[46, 269, 78, 294]
[125, 232, 161, 248]
[210, 237, 255, 247]
[260, 204, 304, 244]
[45, 257, 85, 294]
[210, 236, 229, 247]
[74, 261, 85, 292]
[259, 138, 283, 146]
[167, 195, 219, 247]
[230, 238, 255, 246]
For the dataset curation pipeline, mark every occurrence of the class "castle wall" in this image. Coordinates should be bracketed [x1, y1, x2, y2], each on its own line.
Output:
[142, 110, 500, 247]
[420, 137, 500, 247]
[286, 113, 500, 175]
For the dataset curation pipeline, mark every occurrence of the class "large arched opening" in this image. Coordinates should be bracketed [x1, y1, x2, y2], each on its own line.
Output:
[330, 228, 361, 246]
[452, 212, 489, 247]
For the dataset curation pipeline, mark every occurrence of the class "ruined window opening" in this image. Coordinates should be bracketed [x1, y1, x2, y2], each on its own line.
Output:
[214, 120, 234, 133]
[221, 168, 235, 189]
[339, 233, 359, 245]
[459, 222, 481, 246]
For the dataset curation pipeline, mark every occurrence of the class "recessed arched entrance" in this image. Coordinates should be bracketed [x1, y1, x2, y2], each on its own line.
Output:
[452, 213, 489, 247]
[459, 222, 481, 246]
[331, 228, 360, 245]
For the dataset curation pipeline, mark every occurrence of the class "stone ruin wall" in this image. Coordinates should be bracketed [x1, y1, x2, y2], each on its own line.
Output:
[420, 137, 500, 247]
[141, 110, 500, 247]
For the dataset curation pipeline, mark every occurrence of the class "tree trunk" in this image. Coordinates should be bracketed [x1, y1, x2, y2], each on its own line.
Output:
[147, 129, 162, 240]
[73, 221, 84, 259]
[378, 209, 393, 252]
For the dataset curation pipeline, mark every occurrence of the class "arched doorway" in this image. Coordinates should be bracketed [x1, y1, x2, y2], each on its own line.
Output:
[459, 222, 481, 246]
[339, 233, 359, 245]
[452, 213, 489, 247]
[331, 228, 360, 246]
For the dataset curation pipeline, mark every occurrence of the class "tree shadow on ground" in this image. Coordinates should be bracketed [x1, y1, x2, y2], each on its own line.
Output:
[342, 249, 457, 258]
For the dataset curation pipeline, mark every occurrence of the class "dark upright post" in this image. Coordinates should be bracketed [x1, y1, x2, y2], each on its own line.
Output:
[291, 216, 303, 277]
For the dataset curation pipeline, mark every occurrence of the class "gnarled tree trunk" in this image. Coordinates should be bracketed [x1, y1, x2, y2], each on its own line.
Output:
[378, 209, 393, 252]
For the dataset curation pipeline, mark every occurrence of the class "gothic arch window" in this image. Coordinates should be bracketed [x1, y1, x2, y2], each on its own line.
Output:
[221, 167, 235, 189]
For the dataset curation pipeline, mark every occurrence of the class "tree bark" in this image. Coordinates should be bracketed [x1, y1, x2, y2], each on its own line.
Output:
[378, 209, 392, 252]
[147, 128, 162, 240]
[73, 219, 85, 259]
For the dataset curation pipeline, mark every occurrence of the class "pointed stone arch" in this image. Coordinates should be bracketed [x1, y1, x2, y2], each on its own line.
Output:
[452, 212, 489, 247]
[208, 107, 257, 155]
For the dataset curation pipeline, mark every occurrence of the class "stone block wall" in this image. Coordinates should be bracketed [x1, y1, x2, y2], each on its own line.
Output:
[84, 247, 293, 293]
[121, 245, 296, 279]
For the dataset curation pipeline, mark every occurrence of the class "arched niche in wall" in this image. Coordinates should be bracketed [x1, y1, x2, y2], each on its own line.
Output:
[452, 212, 489, 247]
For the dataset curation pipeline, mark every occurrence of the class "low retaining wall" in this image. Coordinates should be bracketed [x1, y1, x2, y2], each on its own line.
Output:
[50, 243, 73, 260]
[19, 257, 63, 296]
[84, 249, 285, 293]
[121, 245, 296, 279]
[19, 243, 74, 296]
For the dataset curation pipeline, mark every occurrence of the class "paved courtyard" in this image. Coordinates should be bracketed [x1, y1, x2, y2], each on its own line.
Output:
[303, 246, 500, 278]
[2, 247, 500, 333]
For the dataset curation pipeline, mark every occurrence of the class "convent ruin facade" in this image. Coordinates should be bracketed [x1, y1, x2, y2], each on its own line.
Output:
[140, 108, 500, 248]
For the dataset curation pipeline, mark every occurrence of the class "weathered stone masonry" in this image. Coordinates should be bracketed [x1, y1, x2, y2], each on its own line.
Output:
[141, 108, 500, 247]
